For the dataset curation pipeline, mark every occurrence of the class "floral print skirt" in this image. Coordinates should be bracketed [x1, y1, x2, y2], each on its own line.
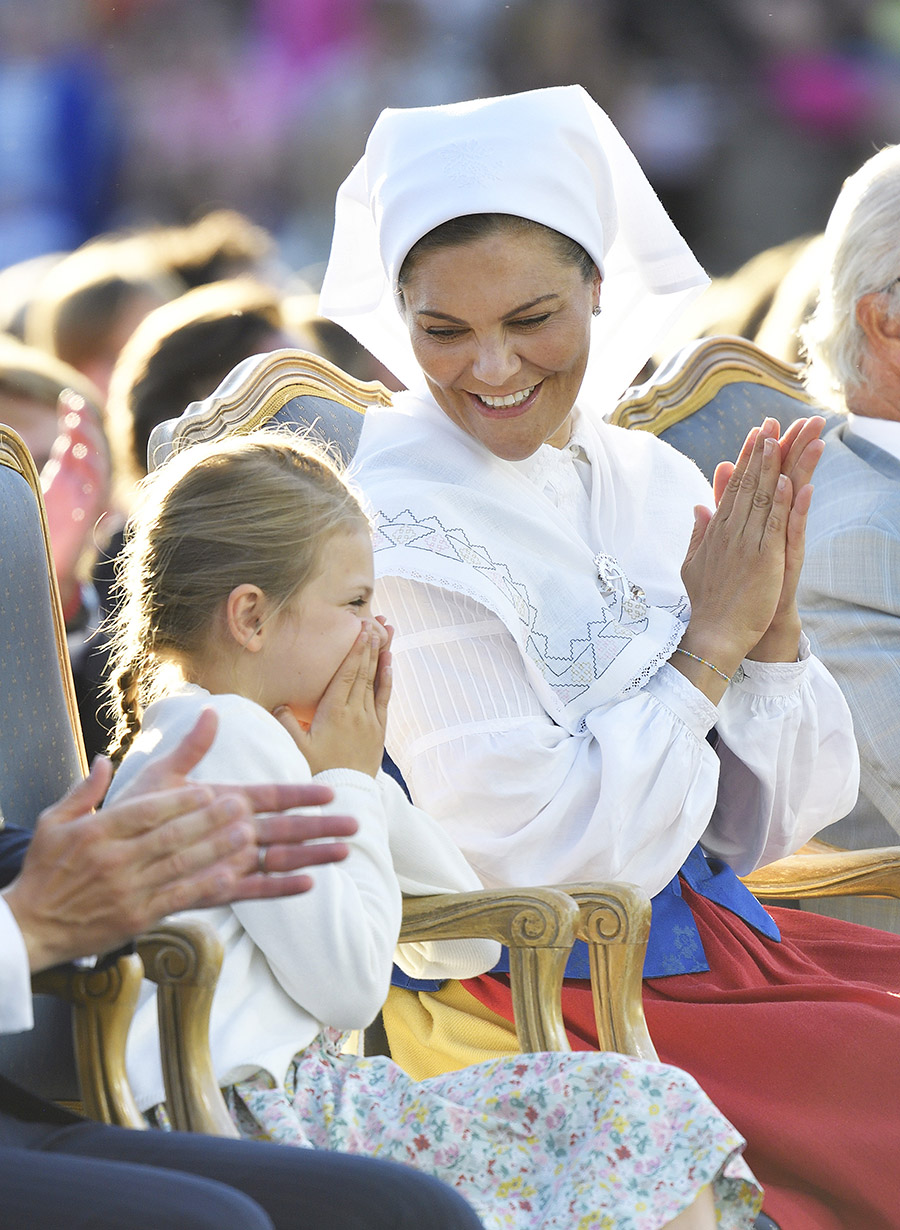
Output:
[219, 1029, 761, 1230]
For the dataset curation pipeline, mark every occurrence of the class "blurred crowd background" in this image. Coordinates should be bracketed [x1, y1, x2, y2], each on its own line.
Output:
[5, 0, 900, 283]
[5, 0, 900, 761]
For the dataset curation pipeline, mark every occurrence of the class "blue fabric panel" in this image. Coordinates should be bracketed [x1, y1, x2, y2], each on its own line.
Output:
[390, 843, 782, 990]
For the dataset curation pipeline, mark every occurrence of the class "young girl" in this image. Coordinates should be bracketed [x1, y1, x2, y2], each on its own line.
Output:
[103, 431, 761, 1230]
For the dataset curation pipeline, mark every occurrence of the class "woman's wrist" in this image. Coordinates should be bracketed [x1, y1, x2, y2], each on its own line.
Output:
[745, 610, 803, 664]
[669, 625, 749, 704]
[677, 628, 746, 681]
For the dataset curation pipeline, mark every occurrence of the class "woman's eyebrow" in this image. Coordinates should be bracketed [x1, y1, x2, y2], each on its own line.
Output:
[417, 293, 561, 323]
[501, 293, 560, 318]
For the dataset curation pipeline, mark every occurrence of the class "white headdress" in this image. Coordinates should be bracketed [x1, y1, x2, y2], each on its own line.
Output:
[320, 84, 709, 414]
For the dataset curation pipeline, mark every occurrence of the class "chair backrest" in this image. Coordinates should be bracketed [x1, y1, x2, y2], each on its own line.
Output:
[609, 334, 823, 481]
[148, 347, 392, 472]
[0, 426, 88, 1102]
[0, 428, 87, 827]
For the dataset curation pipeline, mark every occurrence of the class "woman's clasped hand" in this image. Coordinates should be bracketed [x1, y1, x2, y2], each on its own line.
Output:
[677, 415, 826, 695]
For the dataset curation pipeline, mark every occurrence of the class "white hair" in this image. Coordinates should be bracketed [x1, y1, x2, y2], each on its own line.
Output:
[801, 144, 900, 408]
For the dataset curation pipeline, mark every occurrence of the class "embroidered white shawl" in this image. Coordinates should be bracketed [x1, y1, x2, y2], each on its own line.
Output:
[353, 389, 713, 734]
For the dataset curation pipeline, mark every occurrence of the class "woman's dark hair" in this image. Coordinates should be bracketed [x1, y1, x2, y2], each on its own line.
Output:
[397, 214, 597, 291]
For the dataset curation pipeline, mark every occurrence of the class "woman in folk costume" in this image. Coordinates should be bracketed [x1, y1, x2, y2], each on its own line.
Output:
[320, 84, 900, 1230]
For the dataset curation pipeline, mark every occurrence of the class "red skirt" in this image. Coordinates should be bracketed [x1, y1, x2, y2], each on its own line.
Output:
[463, 883, 900, 1230]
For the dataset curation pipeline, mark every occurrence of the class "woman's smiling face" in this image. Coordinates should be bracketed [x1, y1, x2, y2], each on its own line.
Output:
[399, 225, 600, 461]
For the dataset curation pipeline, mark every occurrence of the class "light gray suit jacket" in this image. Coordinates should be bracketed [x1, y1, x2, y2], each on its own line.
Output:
[797, 420, 900, 929]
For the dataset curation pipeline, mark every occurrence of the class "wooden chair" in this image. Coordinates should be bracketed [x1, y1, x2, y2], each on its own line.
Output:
[148, 348, 657, 1085]
[0, 425, 224, 1129]
[150, 341, 900, 1073]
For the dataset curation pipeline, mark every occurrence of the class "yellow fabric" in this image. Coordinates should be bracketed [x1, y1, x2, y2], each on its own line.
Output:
[383, 982, 520, 1079]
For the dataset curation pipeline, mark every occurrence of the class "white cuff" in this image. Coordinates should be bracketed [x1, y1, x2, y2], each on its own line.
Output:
[0, 895, 34, 1035]
[312, 768, 380, 795]
[735, 632, 811, 696]
[646, 662, 719, 741]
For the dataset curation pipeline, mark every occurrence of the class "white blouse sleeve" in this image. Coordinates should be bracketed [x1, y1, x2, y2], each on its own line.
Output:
[705, 644, 859, 870]
[380, 578, 859, 899]
[374, 772, 501, 980]
[199, 761, 402, 1030]
[183, 698, 496, 1015]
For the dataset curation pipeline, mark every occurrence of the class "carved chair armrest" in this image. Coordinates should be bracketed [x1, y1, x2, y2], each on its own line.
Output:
[557, 882, 658, 1061]
[137, 920, 238, 1138]
[400, 887, 579, 1053]
[741, 846, 900, 901]
[33, 951, 146, 1128]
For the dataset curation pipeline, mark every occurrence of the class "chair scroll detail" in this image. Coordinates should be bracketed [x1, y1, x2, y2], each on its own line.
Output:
[138, 920, 237, 1138]
[32, 953, 146, 1128]
[400, 887, 580, 1055]
[560, 882, 657, 1061]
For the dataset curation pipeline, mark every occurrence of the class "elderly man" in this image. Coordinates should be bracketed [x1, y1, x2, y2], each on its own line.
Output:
[797, 142, 900, 931]
[0, 709, 484, 1230]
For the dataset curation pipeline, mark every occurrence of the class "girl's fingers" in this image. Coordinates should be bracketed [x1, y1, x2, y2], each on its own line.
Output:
[786, 482, 813, 558]
[375, 618, 395, 653]
[781, 418, 821, 464]
[364, 624, 381, 694]
[758, 469, 792, 554]
[714, 426, 758, 519]
[328, 625, 371, 707]
[343, 624, 379, 711]
[374, 649, 392, 730]
[273, 705, 304, 738]
[273, 705, 311, 757]
[777, 482, 813, 613]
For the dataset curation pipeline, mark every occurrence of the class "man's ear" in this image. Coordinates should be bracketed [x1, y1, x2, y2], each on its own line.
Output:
[857, 291, 900, 357]
[224, 584, 269, 652]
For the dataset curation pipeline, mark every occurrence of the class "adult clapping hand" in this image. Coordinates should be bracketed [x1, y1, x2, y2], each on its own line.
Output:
[2, 707, 357, 972]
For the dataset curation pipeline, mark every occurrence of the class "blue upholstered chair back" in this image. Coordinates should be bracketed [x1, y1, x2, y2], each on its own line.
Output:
[0, 426, 88, 1101]
[0, 432, 86, 828]
[148, 348, 390, 473]
[609, 335, 826, 481]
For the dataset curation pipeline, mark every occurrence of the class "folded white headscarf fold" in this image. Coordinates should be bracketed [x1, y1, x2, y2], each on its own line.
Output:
[319, 84, 709, 414]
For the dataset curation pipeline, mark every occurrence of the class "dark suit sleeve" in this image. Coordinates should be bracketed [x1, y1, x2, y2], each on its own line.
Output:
[0, 827, 32, 889]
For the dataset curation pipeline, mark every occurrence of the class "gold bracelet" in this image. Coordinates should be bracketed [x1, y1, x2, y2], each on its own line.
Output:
[674, 647, 733, 684]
